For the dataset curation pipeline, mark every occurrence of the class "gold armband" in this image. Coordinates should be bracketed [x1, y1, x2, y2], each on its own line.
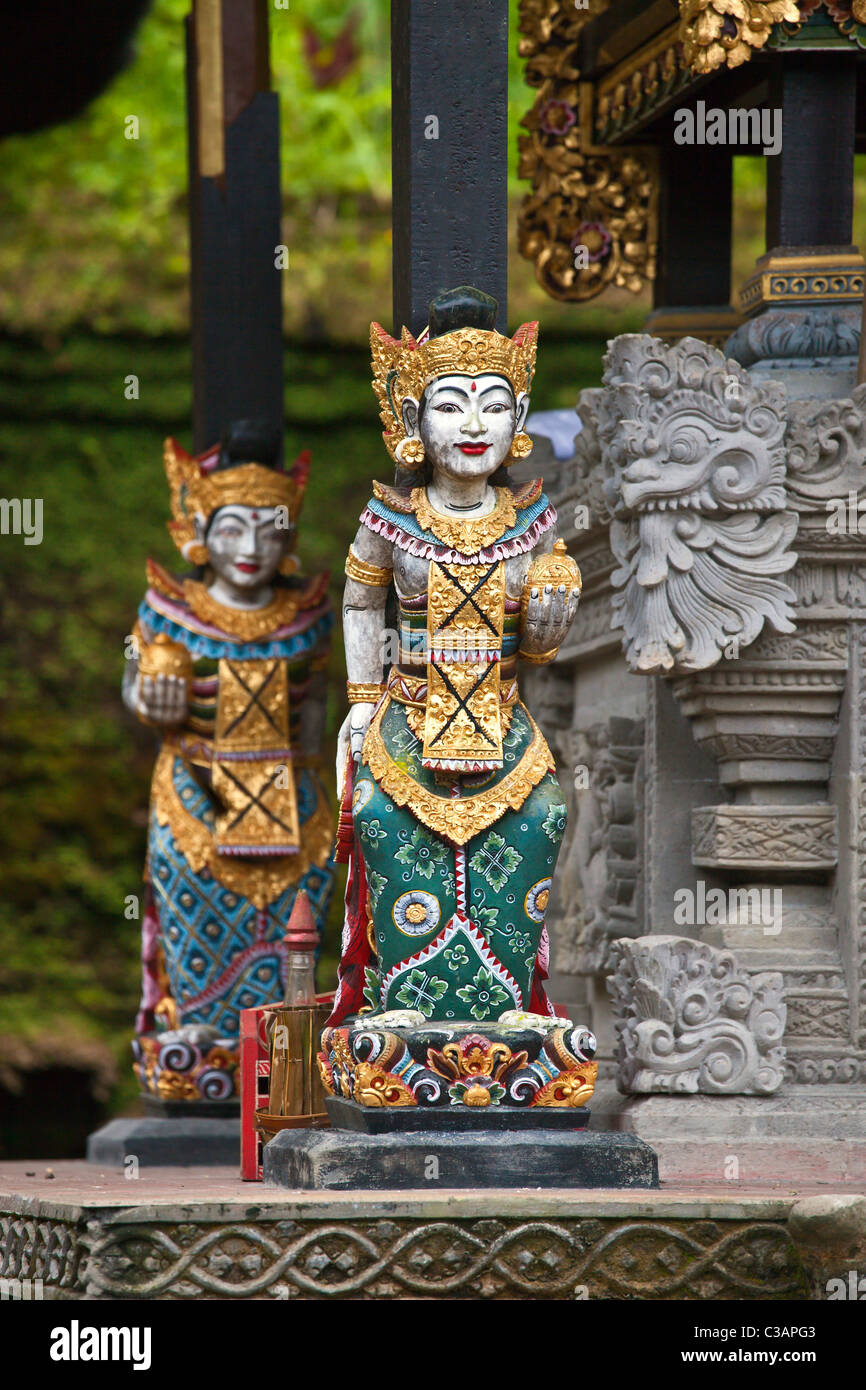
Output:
[347, 681, 386, 704]
[518, 646, 560, 666]
[345, 547, 393, 587]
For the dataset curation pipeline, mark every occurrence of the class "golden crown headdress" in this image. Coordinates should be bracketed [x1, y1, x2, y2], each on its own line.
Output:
[163, 438, 310, 564]
[370, 311, 538, 462]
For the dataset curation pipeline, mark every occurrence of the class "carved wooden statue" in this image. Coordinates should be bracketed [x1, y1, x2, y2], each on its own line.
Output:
[319, 287, 597, 1112]
[125, 421, 335, 1104]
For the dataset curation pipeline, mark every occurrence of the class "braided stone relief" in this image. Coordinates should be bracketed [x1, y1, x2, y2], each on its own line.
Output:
[0, 1210, 807, 1301]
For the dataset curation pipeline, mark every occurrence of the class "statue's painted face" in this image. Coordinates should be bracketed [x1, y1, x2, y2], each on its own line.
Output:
[204, 504, 288, 590]
[403, 372, 529, 480]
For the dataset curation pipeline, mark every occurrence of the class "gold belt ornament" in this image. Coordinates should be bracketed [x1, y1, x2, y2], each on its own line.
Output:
[211, 658, 300, 856]
[422, 561, 506, 772]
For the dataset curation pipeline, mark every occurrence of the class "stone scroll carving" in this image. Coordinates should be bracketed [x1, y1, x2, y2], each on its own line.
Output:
[608, 936, 786, 1095]
[597, 335, 798, 673]
[785, 383, 866, 511]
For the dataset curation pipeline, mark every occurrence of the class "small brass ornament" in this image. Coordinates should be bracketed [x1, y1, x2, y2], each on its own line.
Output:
[397, 436, 426, 468]
[137, 633, 194, 685]
[520, 539, 582, 626]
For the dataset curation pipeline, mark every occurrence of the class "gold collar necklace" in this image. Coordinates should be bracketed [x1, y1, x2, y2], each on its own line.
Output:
[182, 580, 300, 641]
[410, 486, 517, 551]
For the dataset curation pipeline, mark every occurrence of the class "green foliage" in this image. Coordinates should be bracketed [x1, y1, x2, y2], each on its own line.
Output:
[0, 0, 564, 337]
[0, 0, 394, 335]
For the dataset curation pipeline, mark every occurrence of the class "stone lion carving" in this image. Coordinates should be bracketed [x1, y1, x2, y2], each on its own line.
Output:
[598, 335, 798, 672]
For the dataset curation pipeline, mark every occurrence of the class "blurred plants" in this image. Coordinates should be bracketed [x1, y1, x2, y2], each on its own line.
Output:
[0, 0, 644, 341]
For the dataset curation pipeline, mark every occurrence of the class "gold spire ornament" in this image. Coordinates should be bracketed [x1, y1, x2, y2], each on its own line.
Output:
[136, 630, 195, 685]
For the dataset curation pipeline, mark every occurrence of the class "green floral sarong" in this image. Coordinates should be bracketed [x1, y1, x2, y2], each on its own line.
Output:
[354, 697, 566, 1020]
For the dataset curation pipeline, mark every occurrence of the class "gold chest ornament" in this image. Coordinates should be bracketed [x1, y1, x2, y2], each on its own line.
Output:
[422, 560, 506, 772]
[211, 657, 300, 856]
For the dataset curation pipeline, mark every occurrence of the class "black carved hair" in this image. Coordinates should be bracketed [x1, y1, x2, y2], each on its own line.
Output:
[427, 285, 499, 339]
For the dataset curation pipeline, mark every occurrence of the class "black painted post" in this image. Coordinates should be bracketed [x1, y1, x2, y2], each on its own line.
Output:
[186, 0, 284, 455]
[391, 0, 509, 336]
[654, 141, 733, 310]
[765, 53, 856, 253]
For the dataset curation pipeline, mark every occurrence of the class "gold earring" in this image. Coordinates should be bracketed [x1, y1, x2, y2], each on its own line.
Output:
[510, 432, 533, 460]
[187, 542, 208, 566]
[397, 437, 426, 468]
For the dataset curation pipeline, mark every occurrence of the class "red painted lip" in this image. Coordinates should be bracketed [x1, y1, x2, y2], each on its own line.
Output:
[235, 562, 260, 573]
[457, 443, 490, 455]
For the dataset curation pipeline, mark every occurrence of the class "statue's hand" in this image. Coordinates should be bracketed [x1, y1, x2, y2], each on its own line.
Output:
[137, 672, 188, 725]
[521, 582, 580, 656]
[336, 702, 377, 799]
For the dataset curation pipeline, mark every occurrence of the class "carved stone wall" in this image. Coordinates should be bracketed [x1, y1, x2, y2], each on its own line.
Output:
[551, 716, 644, 978]
[536, 341, 866, 1124]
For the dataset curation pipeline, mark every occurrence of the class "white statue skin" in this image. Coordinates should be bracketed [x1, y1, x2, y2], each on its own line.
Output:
[336, 370, 580, 795]
[123, 504, 327, 738]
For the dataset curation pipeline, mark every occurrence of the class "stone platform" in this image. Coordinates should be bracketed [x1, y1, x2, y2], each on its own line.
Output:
[2, 1161, 865, 1300]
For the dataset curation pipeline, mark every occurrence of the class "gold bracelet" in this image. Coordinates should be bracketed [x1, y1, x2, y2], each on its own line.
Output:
[518, 646, 559, 666]
[347, 681, 386, 704]
[345, 547, 393, 587]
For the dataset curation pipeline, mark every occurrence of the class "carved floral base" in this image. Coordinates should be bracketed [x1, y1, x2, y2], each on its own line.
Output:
[133, 1027, 239, 1103]
[318, 1012, 598, 1110]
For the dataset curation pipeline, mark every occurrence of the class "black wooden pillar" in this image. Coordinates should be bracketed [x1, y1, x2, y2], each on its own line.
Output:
[186, 0, 283, 454]
[391, 0, 509, 336]
[765, 53, 856, 252]
[654, 141, 733, 310]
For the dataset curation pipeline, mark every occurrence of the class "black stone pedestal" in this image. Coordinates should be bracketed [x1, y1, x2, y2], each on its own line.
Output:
[263, 1104, 658, 1190]
[326, 1095, 591, 1133]
[87, 1115, 239, 1167]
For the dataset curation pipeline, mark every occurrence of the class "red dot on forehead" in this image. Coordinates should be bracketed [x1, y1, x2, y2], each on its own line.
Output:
[470, 381, 477, 392]
[251, 511, 259, 519]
